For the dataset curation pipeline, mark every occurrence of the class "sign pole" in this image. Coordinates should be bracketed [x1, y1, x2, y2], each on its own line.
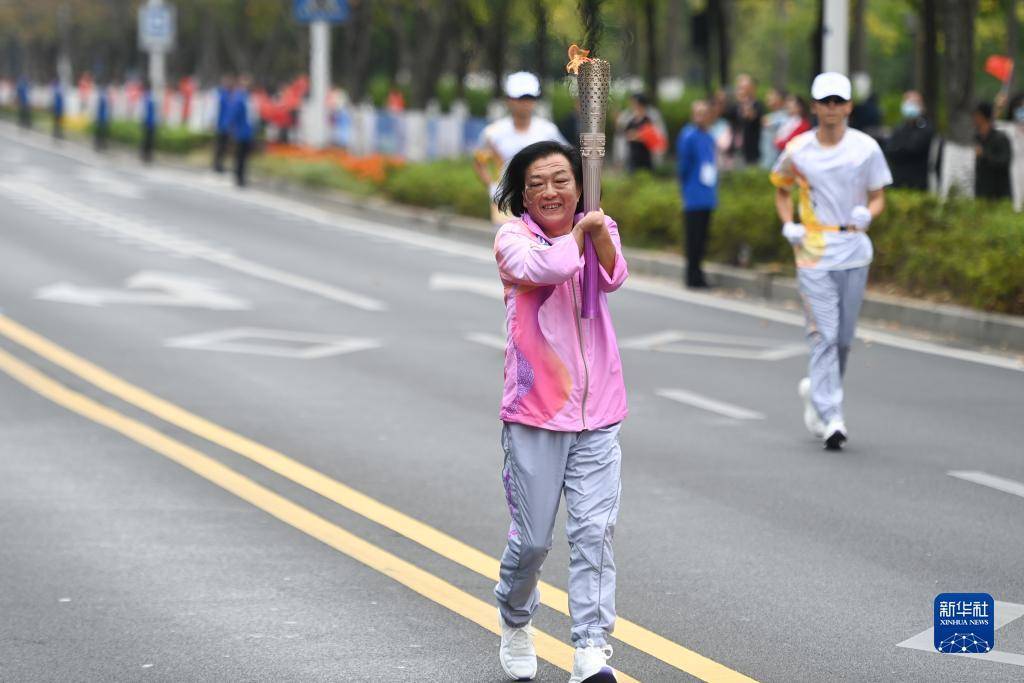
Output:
[309, 18, 330, 148]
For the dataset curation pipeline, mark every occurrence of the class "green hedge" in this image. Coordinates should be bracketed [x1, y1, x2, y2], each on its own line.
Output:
[255, 156, 1023, 315]
[100, 120, 213, 153]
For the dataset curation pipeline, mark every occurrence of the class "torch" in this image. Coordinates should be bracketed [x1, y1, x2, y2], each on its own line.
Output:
[567, 45, 609, 319]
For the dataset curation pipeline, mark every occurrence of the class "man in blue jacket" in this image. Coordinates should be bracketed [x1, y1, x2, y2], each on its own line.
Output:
[213, 75, 233, 172]
[229, 74, 254, 187]
[94, 84, 110, 150]
[52, 80, 65, 139]
[16, 76, 31, 128]
[676, 100, 718, 288]
[141, 80, 157, 163]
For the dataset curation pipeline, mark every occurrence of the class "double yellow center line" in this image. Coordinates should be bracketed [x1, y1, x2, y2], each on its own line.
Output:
[0, 314, 756, 682]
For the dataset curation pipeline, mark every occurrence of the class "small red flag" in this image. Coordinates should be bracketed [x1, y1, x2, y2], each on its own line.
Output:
[985, 55, 1014, 83]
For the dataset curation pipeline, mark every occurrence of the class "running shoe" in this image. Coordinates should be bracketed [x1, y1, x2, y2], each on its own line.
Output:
[824, 418, 847, 450]
[798, 377, 826, 438]
[568, 640, 616, 683]
[499, 615, 537, 681]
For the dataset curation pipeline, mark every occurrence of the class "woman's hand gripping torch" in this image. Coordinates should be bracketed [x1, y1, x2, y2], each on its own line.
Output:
[567, 44, 610, 320]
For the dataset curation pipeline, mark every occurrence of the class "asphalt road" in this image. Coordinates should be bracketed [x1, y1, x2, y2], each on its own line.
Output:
[1, 122, 1022, 683]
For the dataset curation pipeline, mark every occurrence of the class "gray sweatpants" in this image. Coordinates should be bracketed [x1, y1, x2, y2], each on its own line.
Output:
[495, 421, 622, 647]
[797, 266, 869, 423]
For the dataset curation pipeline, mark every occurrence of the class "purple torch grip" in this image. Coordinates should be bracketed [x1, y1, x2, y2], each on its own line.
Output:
[576, 58, 609, 319]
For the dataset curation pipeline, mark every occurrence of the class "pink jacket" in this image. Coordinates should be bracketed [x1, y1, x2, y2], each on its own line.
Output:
[494, 212, 629, 432]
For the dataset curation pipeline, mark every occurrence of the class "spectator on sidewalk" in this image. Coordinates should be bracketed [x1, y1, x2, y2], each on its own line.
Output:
[727, 74, 764, 167]
[760, 88, 789, 169]
[885, 90, 934, 190]
[774, 95, 811, 151]
[230, 74, 255, 187]
[94, 83, 110, 151]
[973, 102, 1012, 201]
[677, 100, 718, 289]
[51, 80, 64, 139]
[16, 75, 32, 128]
[995, 92, 1024, 212]
[709, 90, 734, 171]
[473, 71, 567, 226]
[624, 93, 667, 173]
[213, 75, 234, 173]
[141, 80, 157, 163]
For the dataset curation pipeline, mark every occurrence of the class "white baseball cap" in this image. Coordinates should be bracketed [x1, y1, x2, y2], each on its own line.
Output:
[505, 71, 541, 99]
[811, 72, 852, 101]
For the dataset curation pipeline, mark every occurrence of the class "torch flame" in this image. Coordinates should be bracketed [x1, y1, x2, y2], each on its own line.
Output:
[566, 44, 592, 74]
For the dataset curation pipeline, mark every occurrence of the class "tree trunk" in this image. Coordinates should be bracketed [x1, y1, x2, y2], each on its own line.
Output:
[343, 0, 374, 103]
[664, 0, 684, 81]
[850, 0, 867, 75]
[940, 0, 977, 145]
[488, 0, 511, 99]
[1008, 0, 1021, 93]
[713, 0, 731, 88]
[532, 0, 548, 81]
[920, 0, 939, 121]
[644, 0, 658, 103]
[408, 1, 456, 109]
[773, 0, 789, 90]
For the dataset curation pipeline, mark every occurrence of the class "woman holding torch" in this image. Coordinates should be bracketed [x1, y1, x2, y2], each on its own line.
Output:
[491, 139, 626, 683]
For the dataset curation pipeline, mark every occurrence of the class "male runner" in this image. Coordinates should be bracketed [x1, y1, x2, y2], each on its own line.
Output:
[770, 72, 892, 450]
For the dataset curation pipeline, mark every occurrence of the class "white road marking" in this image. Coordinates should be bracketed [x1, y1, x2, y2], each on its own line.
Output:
[35, 271, 251, 310]
[656, 388, 765, 420]
[626, 278, 1024, 372]
[165, 328, 380, 359]
[0, 178, 386, 312]
[947, 471, 1024, 500]
[620, 329, 805, 361]
[76, 167, 144, 199]
[897, 601, 1024, 667]
[465, 332, 506, 350]
[429, 273, 504, 300]
[2, 124, 1020, 371]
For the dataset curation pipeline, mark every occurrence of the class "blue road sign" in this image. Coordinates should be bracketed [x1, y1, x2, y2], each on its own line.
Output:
[294, 0, 349, 23]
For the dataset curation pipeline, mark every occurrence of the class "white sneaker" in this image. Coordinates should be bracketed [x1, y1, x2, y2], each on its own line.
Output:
[499, 615, 537, 681]
[798, 377, 825, 438]
[824, 418, 847, 450]
[568, 640, 616, 683]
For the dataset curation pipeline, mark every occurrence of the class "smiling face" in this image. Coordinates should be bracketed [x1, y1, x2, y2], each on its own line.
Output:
[522, 154, 580, 236]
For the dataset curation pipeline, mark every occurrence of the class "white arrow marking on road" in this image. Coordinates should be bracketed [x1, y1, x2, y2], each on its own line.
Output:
[947, 471, 1024, 500]
[656, 388, 765, 420]
[165, 328, 380, 359]
[620, 330, 805, 361]
[429, 273, 503, 300]
[35, 271, 251, 310]
[897, 601, 1024, 667]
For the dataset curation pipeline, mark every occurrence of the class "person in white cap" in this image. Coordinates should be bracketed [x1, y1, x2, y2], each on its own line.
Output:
[770, 72, 893, 450]
[474, 71, 568, 226]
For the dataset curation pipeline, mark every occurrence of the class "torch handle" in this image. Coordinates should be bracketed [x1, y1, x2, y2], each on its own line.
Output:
[580, 155, 602, 319]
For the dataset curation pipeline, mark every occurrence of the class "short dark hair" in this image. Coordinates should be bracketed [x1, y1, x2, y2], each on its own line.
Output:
[631, 92, 649, 107]
[494, 141, 583, 217]
[975, 101, 994, 121]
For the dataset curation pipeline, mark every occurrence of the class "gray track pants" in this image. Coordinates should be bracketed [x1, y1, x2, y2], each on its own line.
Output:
[495, 421, 622, 646]
[797, 266, 869, 423]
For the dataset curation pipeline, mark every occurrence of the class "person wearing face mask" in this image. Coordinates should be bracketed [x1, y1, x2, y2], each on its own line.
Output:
[885, 91, 934, 190]
[491, 140, 627, 683]
[771, 73, 892, 451]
